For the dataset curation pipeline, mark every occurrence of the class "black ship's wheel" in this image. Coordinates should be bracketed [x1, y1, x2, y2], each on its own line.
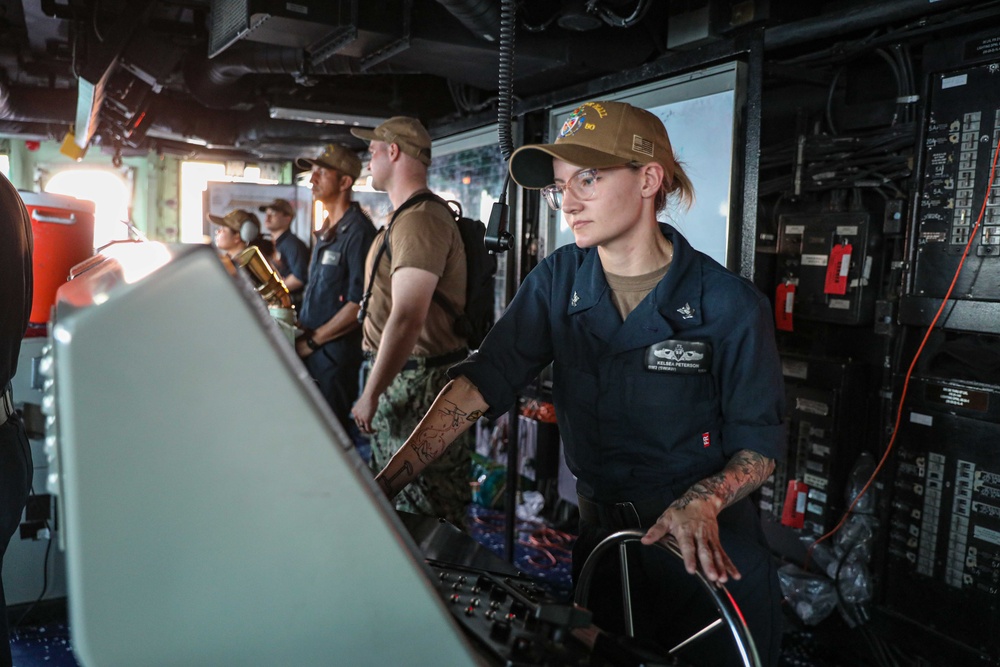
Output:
[574, 530, 762, 667]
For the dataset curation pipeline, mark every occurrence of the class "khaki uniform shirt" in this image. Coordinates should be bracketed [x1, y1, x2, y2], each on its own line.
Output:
[362, 196, 467, 357]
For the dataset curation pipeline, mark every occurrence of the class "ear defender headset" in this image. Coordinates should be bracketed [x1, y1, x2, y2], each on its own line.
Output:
[239, 215, 261, 243]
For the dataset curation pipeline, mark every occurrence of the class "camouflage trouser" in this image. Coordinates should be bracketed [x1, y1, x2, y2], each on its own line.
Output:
[369, 364, 472, 530]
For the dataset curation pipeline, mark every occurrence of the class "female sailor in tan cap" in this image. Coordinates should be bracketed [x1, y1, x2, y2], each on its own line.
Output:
[373, 100, 785, 667]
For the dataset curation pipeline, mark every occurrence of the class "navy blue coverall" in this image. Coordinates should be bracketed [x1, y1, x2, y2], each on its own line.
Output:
[274, 228, 310, 307]
[450, 222, 786, 666]
[299, 203, 376, 430]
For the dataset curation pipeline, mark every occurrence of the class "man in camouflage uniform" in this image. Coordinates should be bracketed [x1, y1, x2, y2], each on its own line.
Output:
[350, 117, 472, 529]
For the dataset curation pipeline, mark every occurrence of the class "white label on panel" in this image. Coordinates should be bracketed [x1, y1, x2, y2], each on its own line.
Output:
[801, 254, 828, 266]
[784, 225, 805, 235]
[803, 473, 828, 490]
[974, 525, 1000, 547]
[782, 359, 809, 380]
[836, 226, 858, 236]
[829, 299, 851, 310]
[796, 398, 829, 416]
[910, 412, 934, 426]
[942, 74, 968, 89]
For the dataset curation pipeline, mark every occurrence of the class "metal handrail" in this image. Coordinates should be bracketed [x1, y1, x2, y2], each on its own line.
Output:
[573, 530, 761, 667]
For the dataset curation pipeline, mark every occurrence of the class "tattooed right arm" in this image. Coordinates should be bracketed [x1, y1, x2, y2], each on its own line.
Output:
[375, 376, 489, 499]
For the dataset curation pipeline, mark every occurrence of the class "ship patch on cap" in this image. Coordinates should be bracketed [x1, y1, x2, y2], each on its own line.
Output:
[559, 109, 586, 138]
[559, 102, 610, 139]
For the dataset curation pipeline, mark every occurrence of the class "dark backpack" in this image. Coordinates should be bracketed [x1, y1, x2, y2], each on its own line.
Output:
[360, 192, 498, 349]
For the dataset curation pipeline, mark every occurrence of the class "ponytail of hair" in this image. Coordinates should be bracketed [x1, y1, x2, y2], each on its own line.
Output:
[656, 158, 695, 214]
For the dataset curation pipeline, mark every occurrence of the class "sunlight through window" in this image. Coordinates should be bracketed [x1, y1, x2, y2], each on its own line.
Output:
[45, 169, 130, 250]
[180, 162, 279, 243]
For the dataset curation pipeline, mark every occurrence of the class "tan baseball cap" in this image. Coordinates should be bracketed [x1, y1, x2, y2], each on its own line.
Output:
[295, 144, 362, 180]
[208, 209, 259, 232]
[258, 198, 295, 217]
[351, 116, 432, 166]
[509, 101, 676, 188]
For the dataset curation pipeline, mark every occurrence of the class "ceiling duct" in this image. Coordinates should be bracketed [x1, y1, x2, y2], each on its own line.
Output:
[145, 97, 359, 159]
[208, 0, 350, 57]
[0, 84, 76, 125]
[433, 0, 501, 41]
[183, 42, 405, 110]
[208, 0, 411, 67]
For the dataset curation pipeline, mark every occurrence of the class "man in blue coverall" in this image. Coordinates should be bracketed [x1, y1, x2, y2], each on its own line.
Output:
[294, 145, 376, 437]
[371, 101, 786, 666]
[259, 197, 309, 309]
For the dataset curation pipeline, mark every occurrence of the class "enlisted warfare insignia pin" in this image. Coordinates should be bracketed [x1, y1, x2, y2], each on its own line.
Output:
[676, 302, 695, 319]
[571, 291, 580, 307]
[645, 340, 712, 374]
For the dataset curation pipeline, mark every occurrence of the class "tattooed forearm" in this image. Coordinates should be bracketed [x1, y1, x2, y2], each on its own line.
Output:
[410, 430, 448, 464]
[439, 380, 486, 423]
[377, 378, 488, 500]
[379, 460, 414, 497]
[377, 477, 392, 496]
[439, 399, 471, 429]
[726, 449, 775, 500]
[674, 450, 775, 512]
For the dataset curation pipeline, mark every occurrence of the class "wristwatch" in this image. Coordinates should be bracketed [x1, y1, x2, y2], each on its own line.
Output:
[305, 337, 320, 351]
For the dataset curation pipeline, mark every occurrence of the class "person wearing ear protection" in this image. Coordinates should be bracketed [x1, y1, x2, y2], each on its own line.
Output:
[208, 209, 262, 260]
[372, 101, 785, 667]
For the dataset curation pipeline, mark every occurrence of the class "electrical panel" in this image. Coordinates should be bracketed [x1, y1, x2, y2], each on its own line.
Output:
[902, 60, 1000, 335]
[759, 354, 870, 538]
[758, 457, 789, 528]
[881, 375, 1000, 662]
[777, 212, 880, 325]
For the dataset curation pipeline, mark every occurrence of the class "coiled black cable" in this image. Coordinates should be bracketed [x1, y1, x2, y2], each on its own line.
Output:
[497, 0, 516, 161]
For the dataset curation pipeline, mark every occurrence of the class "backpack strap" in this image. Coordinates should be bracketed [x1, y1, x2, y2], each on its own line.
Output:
[357, 191, 447, 325]
[411, 197, 466, 324]
[410, 197, 466, 324]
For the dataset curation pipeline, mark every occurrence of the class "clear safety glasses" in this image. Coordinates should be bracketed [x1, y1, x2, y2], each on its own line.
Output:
[539, 165, 635, 211]
[540, 168, 600, 211]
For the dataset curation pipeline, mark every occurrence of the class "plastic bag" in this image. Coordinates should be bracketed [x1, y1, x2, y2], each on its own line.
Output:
[778, 563, 838, 625]
[790, 453, 878, 627]
[516, 490, 545, 521]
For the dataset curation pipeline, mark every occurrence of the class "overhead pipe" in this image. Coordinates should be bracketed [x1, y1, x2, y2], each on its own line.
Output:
[0, 83, 76, 124]
[434, 0, 502, 41]
[0, 121, 68, 140]
[764, 0, 983, 51]
[184, 43, 406, 110]
[0, 75, 358, 157]
[146, 97, 353, 153]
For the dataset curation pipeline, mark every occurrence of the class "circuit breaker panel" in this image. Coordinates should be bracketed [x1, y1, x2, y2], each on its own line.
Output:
[759, 354, 869, 538]
[881, 376, 1000, 662]
[777, 212, 880, 325]
[904, 60, 1000, 333]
